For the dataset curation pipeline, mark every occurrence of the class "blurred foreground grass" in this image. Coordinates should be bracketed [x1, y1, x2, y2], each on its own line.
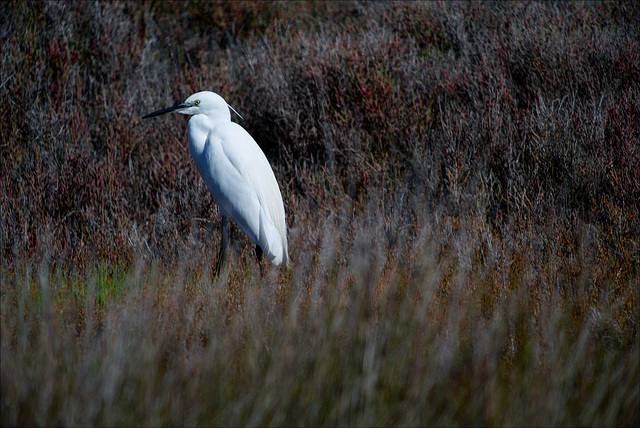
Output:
[1, 1, 639, 425]
[2, 206, 638, 425]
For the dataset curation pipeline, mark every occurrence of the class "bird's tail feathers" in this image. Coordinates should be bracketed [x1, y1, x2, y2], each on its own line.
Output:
[258, 208, 286, 266]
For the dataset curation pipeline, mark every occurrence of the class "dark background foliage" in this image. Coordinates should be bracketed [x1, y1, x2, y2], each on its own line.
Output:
[2, 1, 637, 263]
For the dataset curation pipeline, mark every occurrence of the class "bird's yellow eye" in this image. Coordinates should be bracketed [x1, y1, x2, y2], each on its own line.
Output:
[194, 100, 200, 106]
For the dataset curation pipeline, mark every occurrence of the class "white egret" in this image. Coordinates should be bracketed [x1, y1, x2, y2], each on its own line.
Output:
[143, 91, 289, 273]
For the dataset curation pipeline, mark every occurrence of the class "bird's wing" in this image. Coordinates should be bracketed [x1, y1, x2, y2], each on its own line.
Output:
[201, 122, 287, 265]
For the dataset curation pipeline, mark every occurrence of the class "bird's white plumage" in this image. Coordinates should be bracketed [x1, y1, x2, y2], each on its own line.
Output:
[199, 122, 287, 265]
[144, 91, 288, 267]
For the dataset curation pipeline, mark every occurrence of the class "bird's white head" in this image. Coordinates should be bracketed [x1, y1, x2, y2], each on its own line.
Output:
[179, 91, 230, 120]
[143, 91, 242, 122]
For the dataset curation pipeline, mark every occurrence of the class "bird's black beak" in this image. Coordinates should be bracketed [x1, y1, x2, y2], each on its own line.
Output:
[142, 103, 190, 119]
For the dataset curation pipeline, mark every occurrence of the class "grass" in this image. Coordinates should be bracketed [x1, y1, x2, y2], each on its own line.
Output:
[1, 1, 639, 426]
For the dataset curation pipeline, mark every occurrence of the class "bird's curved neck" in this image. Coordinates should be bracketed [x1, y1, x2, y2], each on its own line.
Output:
[187, 115, 216, 154]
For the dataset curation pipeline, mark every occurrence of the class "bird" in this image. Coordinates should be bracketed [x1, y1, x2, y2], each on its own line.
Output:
[143, 91, 289, 274]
